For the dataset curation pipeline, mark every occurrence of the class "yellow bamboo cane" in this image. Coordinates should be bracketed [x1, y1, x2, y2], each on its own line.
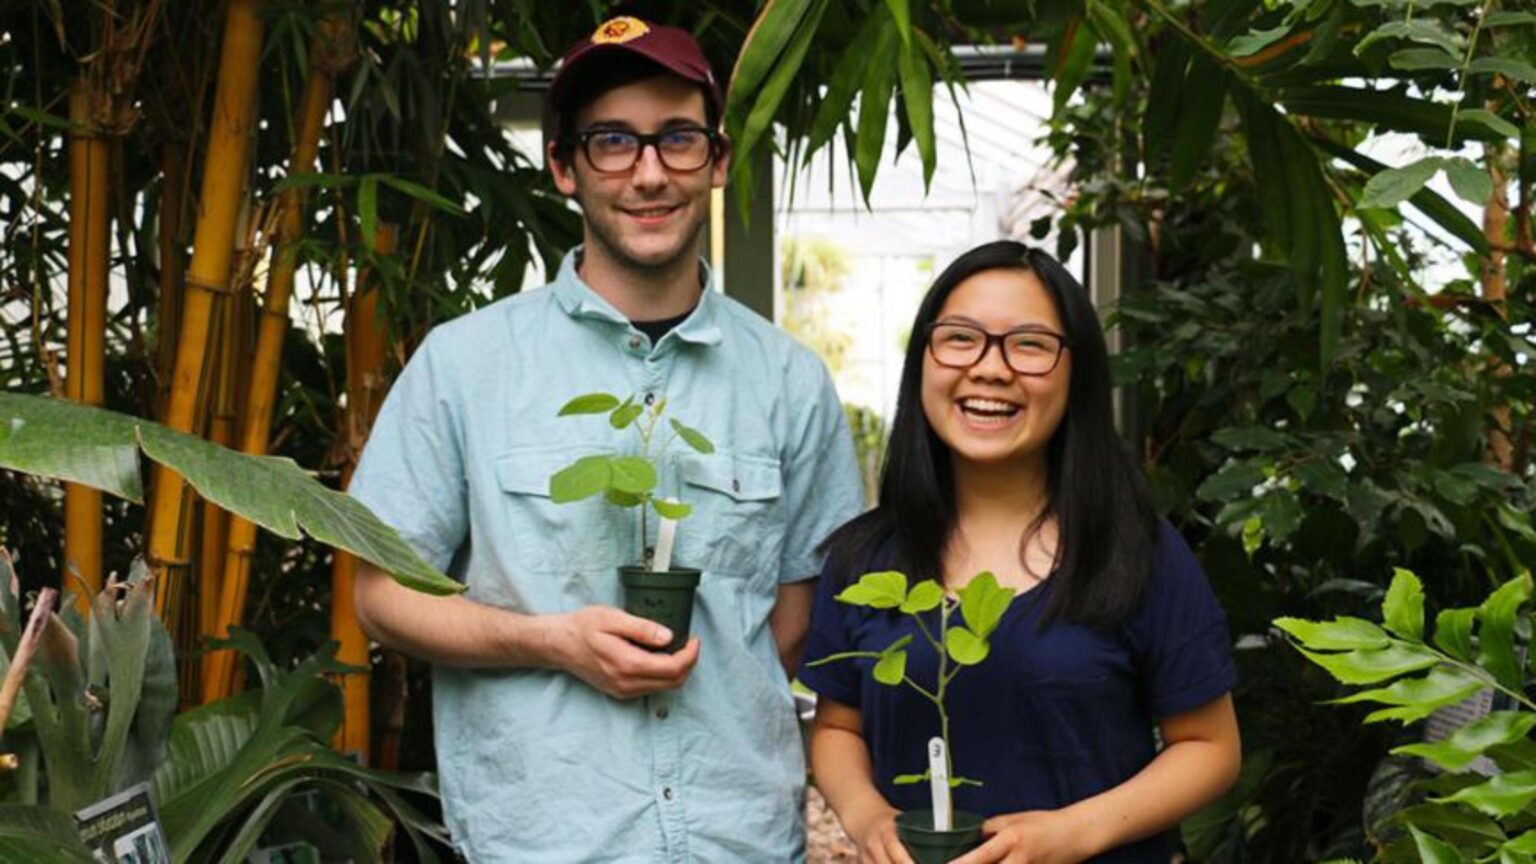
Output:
[201, 18, 354, 704]
[64, 79, 109, 613]
[147, 0, 266, 641]
[330, 222, 396, 760]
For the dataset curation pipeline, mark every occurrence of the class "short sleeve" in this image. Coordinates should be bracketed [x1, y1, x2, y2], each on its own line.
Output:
[796, 554, 865, 707]
[1126, 521, 1238, 718]
[349, 331, 469, 574]
[777, 359, 864, 584]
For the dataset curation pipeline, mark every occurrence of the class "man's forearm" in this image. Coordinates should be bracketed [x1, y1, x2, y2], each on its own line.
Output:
[354, 563, 563, 669]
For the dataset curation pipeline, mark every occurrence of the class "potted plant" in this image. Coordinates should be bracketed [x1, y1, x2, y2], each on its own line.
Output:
[808, 569, 1018, 864]
[548, 392, 715, 654]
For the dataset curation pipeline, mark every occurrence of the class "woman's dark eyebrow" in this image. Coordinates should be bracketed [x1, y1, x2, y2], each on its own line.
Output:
[933, 316, 1057, 333]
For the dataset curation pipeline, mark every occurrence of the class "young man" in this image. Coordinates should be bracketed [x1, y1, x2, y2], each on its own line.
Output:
[349, 17, 863, 862]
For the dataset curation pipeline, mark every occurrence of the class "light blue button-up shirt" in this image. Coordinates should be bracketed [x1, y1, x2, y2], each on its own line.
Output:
[350, 250, 863, 863]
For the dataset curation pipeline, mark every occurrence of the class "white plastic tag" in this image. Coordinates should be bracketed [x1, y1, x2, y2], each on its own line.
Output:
[928, 736, 951, 830]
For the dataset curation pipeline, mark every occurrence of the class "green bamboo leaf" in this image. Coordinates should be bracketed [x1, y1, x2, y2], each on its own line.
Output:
[549, 455, 611, 503]
[1144, 38, 1191, 165]
[1396, 712, 1536, 772]
[558, 392, 621, 415]
[358, 174, 379, 248]
[946, 626, 989, 666]
[1281, 85, 1495, 143]
[652, 498, 691, 520]
[874, 648, 907, 685]
[1434, 608, 1478, 661]
[855, 20, 900, 202]
[1485, 11, 1536, 27]
[379, 175, 465, 215]
[1478, 574, 1532, 690]
[1169, 55, 1228, 190]
[1434, 770, 1536, 819]
[728, 0, 816, 124]
[884, 0, 911, 47]
[1359, 156, 1443, 209]
[957, 571, 1015, 639]
[1382, 568, 1425, 641]
[1468, 57, 1536, 85]
[804, 11, 884, 156]
[733, 0, 829, 178]
[1356, 20, 1461, 56]
[1388, 47, 1461, 70]
[901, 580, 944, 614]
[1274, 616, 1391, 650]
[1293, 642, 1439, 684]
[1051, 16, 1098, 116]
[1443, 158, 1493, 205]
[1228, 24, 1291, 56]
[608, 456, 658, 495]
[836, 571, 909, 609]
[897, 40, 936, 188]
[669, 418, 715, 454]
[1460, 109, 1520, 139]
[1408, 825, 1469, 864]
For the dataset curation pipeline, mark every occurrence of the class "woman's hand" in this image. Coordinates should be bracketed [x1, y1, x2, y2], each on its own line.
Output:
[842, 801, 914, 864]
[948, 810, 1089, 864]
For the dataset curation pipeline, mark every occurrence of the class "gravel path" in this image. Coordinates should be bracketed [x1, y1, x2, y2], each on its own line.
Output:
[806, 786, 857, 863]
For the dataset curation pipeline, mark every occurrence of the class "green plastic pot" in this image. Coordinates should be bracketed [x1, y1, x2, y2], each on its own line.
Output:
[895, 809, 984, 864]
[619, 565, 701, 654]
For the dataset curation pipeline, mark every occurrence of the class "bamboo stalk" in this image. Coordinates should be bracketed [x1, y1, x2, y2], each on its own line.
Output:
[201, 17, 354, 704]
[146, 0, 266, 640]
[329, 222, 396, 760]
[64, 80, 110, 614]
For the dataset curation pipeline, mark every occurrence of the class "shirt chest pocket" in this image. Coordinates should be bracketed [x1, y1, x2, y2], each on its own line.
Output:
[494, 445, 623, 578]
[671, 451, 785, 577]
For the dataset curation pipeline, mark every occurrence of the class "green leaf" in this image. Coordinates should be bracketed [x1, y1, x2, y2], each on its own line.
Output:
[1228, 24, 1292, 56]
[550, 455, 611, 503]
[874, 648, 907, 685]
[1409, 825, 1469, 864]
[957, 571, 1015, 639]
[836, 571, 909, 609]
[1396, 712, 1536, 772]
[1314, 137, 1490, 254]
[1505, 830, 1536, 854]
[732, 0, 830, 184]
[1486, 11, 1536, 27]
[1443, 158, 1494, 205]
[1388, 47, 1462, 70]
[901, 580, 944, 614]
[652, 498, 692, 520]
[1478, 574, 1532, 690]
[1211, 426, 1292, 452]
[1051, 16, 1098, 116]
[610, 402, 644, 430]
[605, 489, 643, 507]
[1435, 770, 1536, 818]
[893, 772, 928, 785]
[1468, 57, 1536, 85]
[1344, 667, 1485, 723]
[669, 418, 715, 454]
[855, 18, 900, 202]
[728, 0, 817, 123]
[945, 626, 990, 666]
[1460, 109, 1520, 139]
[379, 174, 466, 215]
[0, 394, 460, 596]
[0, 805, 94, 862]
[1275, 616, 1391, 650]
[1434, 608, 1478, 661]
[1382, 568, 1425, 641]
[608, 456, 658, 495]
[1359, 156, 1443, 209]
[1196, 461, 1265, 501]
[884, 0, 911, 47]
[897, 40, 936, 187]
[358, 174, 379, 248]
[558, 393, 621, 415]
[1293, 642, 1439, 684]
[1356, 20, 1461, 56]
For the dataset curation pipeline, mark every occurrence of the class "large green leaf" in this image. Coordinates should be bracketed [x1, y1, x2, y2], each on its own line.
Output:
[1435, 771, 1536, 819]
[897, 37, 936, 188]
[732, 0, 830, 194]
[1274, 616, 1391, 651]
[1382, 567, 1425, 641]
[1169, 56, 1228, 190]
[1396, 712, 1536, 772]
[1313, 137, 1491, 254]
[1280, 85, 1501, 143]
[1359, 156, 1443, 209]
[945, 626, 989, 666]
[549, 455, 611, 503]
[1409, 825, 1470, 864]
[1334, 666, 1484, 724]
[608, 456, 658, 496]
[855, 18, 901, 202]
[957, 571, 1015, 639]
[0, 805, 94, 862]
[1295, 642, 1439, 684]
[0, 394, 460, 596]
[1478, 574, 1532, 691]
[836, 571, 908, 609]
[804, 10, 885, 157]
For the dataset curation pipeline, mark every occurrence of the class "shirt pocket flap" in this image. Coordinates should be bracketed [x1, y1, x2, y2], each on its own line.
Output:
[680, 452, 782, 502]
[496, 446, 589, 497]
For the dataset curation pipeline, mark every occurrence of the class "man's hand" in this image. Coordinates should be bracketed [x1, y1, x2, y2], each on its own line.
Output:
[550, 606, 701, 699]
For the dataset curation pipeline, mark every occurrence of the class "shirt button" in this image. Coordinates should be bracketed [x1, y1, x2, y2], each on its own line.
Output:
[662, 787, 674, 800]
[731, 478, 740, 494]
[628, 335, 642, 349]
[656, 706, 669, 719]
[644, 392, 655, 405]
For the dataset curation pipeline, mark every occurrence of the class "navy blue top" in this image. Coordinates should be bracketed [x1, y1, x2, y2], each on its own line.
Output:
[798, 520, 1236, 864]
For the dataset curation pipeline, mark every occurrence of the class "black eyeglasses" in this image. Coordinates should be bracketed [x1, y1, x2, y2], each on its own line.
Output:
[574, 126, 720, 173]
[926, 322, 1068, 376]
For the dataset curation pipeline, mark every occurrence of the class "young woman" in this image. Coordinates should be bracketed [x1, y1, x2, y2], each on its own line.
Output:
[799, 241, 1240, 864]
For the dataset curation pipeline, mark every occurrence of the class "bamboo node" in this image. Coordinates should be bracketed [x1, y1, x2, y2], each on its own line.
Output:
[184, 273, 238, 295]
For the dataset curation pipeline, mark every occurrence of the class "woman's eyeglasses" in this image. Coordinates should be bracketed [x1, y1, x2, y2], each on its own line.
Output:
[575, 127, 720, 173]
[926, 322, 1068, 376]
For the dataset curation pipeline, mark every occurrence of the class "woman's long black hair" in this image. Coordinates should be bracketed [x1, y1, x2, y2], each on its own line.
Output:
[823, 240, 1158, 630]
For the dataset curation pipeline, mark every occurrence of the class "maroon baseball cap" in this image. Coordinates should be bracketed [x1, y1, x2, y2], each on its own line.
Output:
[549, 17, 723, 119]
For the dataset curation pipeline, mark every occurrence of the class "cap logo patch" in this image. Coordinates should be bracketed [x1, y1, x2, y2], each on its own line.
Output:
[592, 17, 649, 45]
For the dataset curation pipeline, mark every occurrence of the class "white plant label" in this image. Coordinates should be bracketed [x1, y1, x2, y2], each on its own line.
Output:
[653, 512, 678, 572]
[928, 736, 951, 831]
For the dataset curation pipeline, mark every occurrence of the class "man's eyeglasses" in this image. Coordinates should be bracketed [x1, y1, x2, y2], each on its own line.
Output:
[926, 322, 1068, 376]
[575, 127, 720, 173]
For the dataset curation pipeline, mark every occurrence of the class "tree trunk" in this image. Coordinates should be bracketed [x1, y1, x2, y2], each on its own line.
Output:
[201, 16, 354, 704]
[64, 79, 110, 612]
[1482, 153, 1512, 472]
[147, 0, 266, 649]
[332, 222, 397, 761]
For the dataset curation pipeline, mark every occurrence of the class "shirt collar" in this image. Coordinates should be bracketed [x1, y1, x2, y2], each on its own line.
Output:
[552, 247, 724, 346]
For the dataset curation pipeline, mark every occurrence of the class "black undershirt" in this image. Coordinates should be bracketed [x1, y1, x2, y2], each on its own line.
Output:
[631, 306, 696, 345]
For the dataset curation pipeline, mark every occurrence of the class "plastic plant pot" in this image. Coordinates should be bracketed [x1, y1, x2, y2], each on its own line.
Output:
[895, 809, 985, 864]
[619, 565, 701, 653]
